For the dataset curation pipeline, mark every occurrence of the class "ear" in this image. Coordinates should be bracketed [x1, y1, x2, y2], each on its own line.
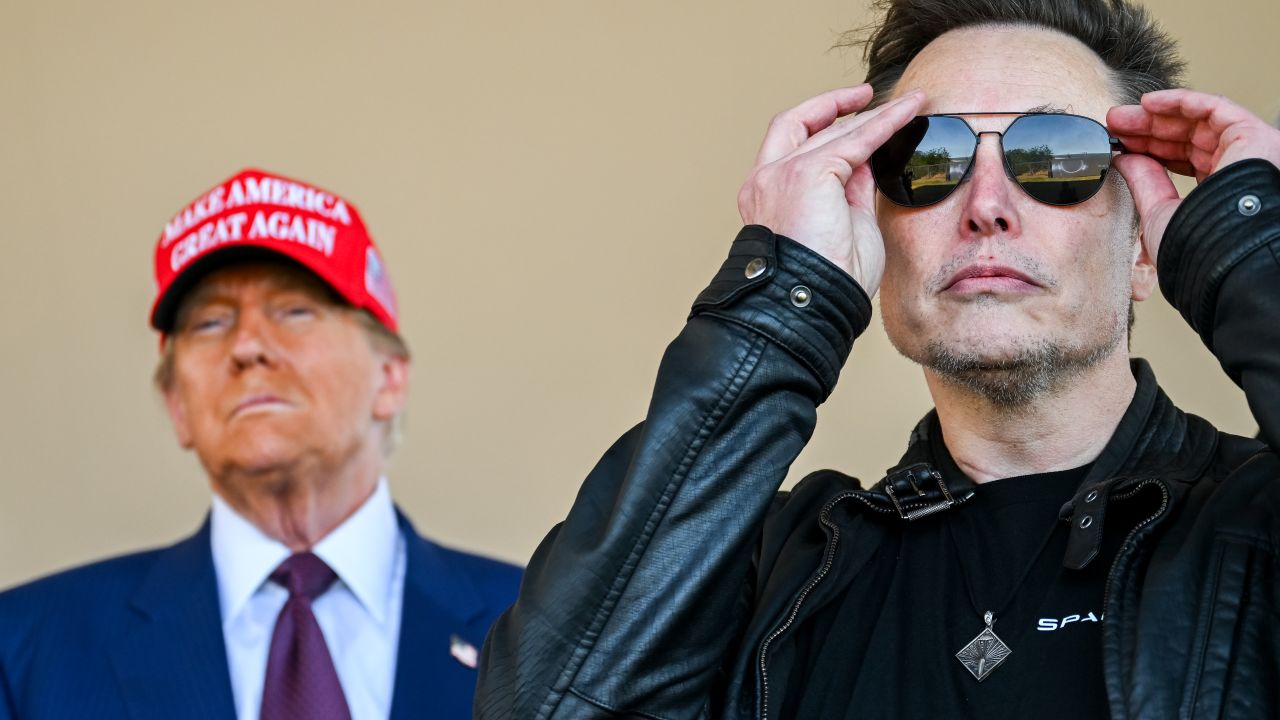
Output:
[371, 355, 410, 422]
[163, 387, 195, 449]
[1129, 234, 1157, 302]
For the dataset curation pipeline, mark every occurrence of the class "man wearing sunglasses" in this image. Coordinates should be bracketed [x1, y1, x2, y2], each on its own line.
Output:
[476, 0, 1280, 717]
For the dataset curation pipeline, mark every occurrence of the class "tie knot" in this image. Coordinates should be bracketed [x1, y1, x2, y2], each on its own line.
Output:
[270, 552, 338, 601]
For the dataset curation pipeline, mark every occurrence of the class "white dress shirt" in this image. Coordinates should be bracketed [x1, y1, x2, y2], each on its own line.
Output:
[211, 478, 407, 720]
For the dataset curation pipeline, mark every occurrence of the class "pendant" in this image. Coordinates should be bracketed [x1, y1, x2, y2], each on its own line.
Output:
[956, 611, 1012, 682]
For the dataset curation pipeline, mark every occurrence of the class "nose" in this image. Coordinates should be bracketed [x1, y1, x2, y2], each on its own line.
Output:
[957, 133, 1022, 240]
[229, 310, 276, 371]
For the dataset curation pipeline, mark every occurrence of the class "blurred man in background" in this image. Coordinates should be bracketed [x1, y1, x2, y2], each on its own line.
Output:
[0, 169, 520, 720]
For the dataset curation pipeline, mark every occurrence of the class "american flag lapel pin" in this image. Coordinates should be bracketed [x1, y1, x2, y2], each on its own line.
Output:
[450, 634, 479, 669]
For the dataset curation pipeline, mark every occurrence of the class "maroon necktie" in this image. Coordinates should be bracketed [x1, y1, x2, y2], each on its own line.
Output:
[260, 552, 352, 720]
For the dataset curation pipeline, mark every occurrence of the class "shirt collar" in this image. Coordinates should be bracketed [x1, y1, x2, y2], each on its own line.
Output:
[210, 477, 402, 628]
[312, 477, 401, 626]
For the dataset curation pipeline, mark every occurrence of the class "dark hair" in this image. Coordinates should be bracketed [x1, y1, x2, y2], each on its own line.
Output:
[844, 0, 1185, 106]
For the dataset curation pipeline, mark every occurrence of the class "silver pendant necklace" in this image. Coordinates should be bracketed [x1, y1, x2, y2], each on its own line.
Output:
[947, 510, 1063, 683]
[956, 610, 1012, 681]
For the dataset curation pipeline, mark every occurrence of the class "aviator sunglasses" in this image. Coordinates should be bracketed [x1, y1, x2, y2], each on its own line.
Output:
[870, 112, 1123, 208]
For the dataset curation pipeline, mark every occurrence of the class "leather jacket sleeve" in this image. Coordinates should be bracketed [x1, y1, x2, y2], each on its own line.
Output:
[1126, 158, 1280, 719]
[474, 226, 871, 719]
[1157, 158, 1280, 449]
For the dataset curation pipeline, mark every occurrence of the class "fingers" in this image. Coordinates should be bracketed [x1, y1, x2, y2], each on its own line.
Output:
[1112, 154, 1181, 261]
[737, 86, 912, 289]
[755, 85, 875, 167]
[1109, 90, 1256, 138]
[1112, 132, 1208, 178]
[1105, 104, 1151, 134]
[792, 90, 925, 178]
[1110, 104, 1247, 149]
[1108, 89, 1276, 178]
[1110, 91, 1279, 250]
[1138, 89, 1259, 132]
[1113, 154, 1180, 220]
[845, 163, 876, 209]
[785, 89, 926, 161]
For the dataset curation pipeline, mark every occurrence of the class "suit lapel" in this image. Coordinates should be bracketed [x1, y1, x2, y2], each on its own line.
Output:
[390, 512, 492, 720]
[109, 518, 237, 720]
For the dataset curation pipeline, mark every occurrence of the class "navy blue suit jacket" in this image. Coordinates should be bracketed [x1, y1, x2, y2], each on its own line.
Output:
[0, 511, 521, 719]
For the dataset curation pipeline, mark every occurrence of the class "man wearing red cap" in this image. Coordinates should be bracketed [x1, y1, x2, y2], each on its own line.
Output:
[0, 169, 521, 720]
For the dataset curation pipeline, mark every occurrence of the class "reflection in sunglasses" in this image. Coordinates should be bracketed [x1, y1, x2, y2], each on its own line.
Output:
[872, 113, 1118, 207]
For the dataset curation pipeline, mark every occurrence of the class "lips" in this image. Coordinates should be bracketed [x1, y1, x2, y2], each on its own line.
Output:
[943, 264, 1042, 292]
[229, 393, 290, 418]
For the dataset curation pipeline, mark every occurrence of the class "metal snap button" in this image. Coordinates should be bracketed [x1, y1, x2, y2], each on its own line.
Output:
[1238, 194, 1261, 216]
[790, 285, 811, 308]
[1078, 515, 1093, 529]
[1085, 490, 1099, 503]
[745, 257, 768, 279]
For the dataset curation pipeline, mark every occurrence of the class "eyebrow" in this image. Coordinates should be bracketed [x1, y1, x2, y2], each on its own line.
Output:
[172, 273, 336, 330]
[1024, 104, 1071, 114]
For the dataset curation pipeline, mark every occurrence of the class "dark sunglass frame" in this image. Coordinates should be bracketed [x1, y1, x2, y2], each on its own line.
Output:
[871, 112, 1124, 209]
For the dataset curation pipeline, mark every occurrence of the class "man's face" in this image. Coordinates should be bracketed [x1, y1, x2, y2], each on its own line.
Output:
[163, 261, 408, 492]
[876, 25, 1156, 402]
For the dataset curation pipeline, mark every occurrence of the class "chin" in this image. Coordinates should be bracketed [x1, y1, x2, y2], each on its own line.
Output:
[930, 330, 1038, 366]
[212, 431, 309, 479]
[887, 309, 1039, 367]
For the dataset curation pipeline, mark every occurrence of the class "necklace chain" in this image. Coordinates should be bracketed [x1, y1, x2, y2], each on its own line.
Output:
[947, 506, 1064, 620]
[946, 496, 1066, 681]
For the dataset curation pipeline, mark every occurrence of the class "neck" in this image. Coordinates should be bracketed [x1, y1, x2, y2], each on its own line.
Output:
[926, 351, 1135, 483]
[211, 443, 383, 552]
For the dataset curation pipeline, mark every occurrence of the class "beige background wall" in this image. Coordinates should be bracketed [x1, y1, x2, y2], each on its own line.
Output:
[2, 0, 1277, 587]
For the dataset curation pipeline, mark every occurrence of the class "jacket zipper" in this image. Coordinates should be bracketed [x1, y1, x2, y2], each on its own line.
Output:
[756, 491, 850, 720]
[754, 477, 1168, 719]
[1100, 478, 1171, 612]
[754, 488, 967, 720]
[1098, 478, 1172, 719]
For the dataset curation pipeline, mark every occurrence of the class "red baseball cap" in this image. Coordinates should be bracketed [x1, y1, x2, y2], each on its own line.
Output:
[150, 168, 398, 333]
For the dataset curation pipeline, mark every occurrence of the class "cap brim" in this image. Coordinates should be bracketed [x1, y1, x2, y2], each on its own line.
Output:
[149, 244, 339, 332]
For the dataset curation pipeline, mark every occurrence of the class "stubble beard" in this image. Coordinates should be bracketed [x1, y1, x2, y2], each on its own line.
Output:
[891, 210, 1138, 408]
[922, 329, 1122, 408]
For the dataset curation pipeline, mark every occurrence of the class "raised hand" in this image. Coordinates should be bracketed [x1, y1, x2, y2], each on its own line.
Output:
[1107, 89, 1280, 263]
[737, 84, 926, 297]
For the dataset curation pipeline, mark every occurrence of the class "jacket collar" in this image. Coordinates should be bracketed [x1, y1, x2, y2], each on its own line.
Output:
[862, 359, 1218, 569]
[110, 509, 498, 720]
[389, 510, 496, 720]
[395, 510, 488, 625]
[111, 518, 238, 720]
[1057, 359, 1218, 569]
[1079, 359, 1219, 483]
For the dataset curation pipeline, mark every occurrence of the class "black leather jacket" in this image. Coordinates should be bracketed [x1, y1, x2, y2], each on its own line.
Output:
[476, 159, 1280, 719]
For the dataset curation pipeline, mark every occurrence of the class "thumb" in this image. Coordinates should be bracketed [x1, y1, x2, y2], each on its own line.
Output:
[1113, 154, 1181, 264]
[844, 163, 877, 210]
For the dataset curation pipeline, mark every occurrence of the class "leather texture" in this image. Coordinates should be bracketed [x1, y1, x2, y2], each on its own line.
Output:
[475, 159, 1280, 719]
[0, 510, 522, 720]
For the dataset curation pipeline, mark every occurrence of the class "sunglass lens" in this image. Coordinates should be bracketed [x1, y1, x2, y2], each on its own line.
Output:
[872, 116, 975, 207]
[1002, 114, 1112, 205]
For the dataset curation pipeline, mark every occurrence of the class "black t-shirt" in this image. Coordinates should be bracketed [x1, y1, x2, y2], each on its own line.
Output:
[791, 432, 1139, 719]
